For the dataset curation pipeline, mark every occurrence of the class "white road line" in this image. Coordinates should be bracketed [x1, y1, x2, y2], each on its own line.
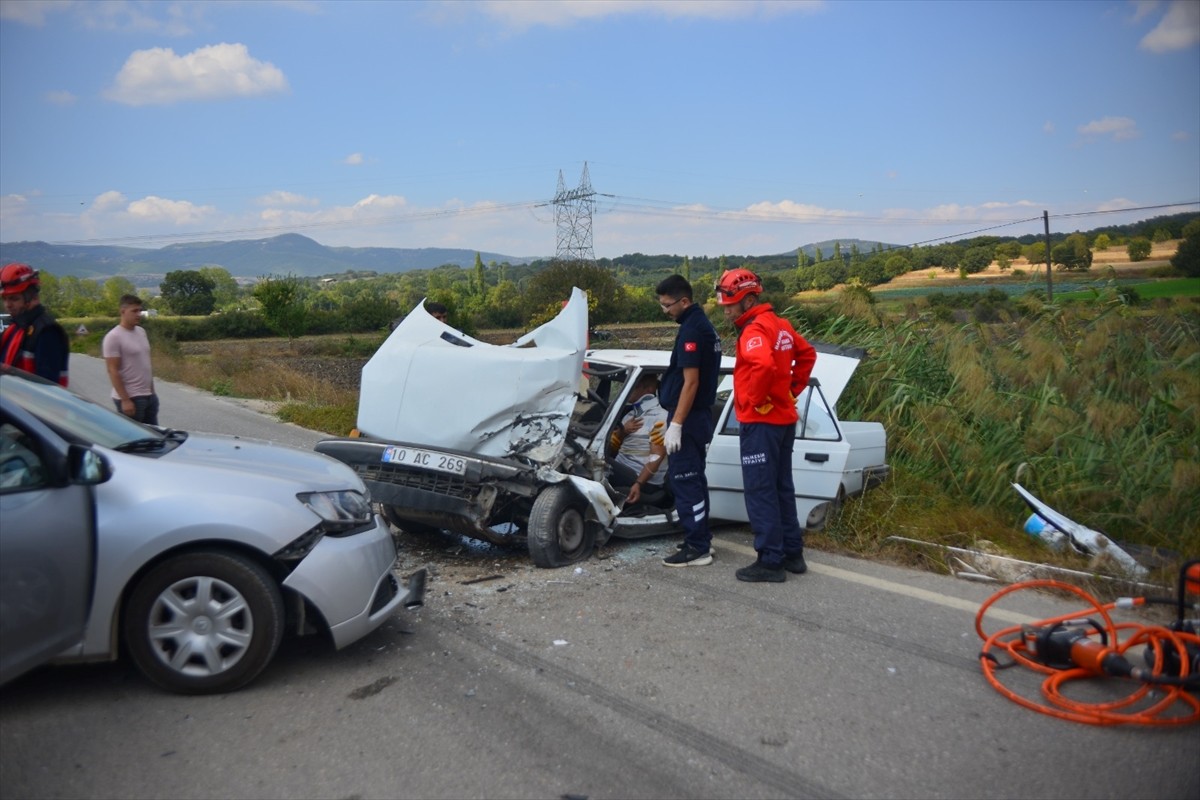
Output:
[712, 536, 1033, 626]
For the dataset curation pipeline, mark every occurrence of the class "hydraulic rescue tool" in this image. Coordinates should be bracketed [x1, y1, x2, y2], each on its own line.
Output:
[976, 561, 1200, 726]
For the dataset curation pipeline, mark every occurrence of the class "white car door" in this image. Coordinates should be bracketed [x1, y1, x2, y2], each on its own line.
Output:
[705, 351, 862, 525]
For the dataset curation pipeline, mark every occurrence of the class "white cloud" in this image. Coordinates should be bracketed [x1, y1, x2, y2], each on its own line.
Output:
[353, 194, 407, 210]
[44, 90, 77, 106]
[90, 191, 127, 212]
[1140, 0, 1200, 53]
[1171, 130, 1190, 141]
[1043, 120, 1055, 134]
[259, 193, 410, 228]
[1130, 0, 1160, 24]
[1078, 116, 1140, 141]
[126, 196, 216, 224]
[0, 0, 60, 26]
[744, 199, 859, 221]
[343, 153, 365, 166]
[1096, 197, 1138, 212]
[255, 190, 318, 207]
[476, 0, 823, 30]
[105, 43, 289, 106]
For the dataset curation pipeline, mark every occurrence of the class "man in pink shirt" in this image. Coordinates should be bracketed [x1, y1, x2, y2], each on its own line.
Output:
[103, 294, 159, 425]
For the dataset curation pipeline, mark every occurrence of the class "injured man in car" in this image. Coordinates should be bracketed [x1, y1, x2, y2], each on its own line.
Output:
[605, 372, 672, 509]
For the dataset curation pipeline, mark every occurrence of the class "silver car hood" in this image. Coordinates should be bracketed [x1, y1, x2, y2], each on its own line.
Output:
[356, 288, 589, 464]
[169, 432, 361, 490]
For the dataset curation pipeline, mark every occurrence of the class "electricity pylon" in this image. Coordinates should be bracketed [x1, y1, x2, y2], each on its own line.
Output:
[553, 162, 597, 266]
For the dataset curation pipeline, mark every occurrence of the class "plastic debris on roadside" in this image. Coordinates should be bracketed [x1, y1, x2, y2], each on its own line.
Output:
[1013, 483, 1149, 579]
[1023, 513, 1068, 551]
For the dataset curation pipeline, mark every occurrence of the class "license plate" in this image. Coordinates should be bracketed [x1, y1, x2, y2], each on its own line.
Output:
[380, 445, 467, 476]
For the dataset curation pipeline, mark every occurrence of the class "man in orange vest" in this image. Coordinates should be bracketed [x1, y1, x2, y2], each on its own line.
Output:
[0, 263, 69, 386]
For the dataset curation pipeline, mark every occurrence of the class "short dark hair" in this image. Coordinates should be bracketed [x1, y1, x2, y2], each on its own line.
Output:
[426, 301, 448, 315]
[655, 274, 693, 301]
[119, 294, 143, 308]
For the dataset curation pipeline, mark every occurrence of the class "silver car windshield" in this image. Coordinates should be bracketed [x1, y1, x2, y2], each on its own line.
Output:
[0, 374, 163, 449]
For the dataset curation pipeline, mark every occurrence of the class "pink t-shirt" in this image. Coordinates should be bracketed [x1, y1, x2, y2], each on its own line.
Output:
[102, 324, 154, 399]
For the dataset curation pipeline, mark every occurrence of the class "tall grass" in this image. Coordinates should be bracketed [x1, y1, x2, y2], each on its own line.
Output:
[792, 295, 1199, 560]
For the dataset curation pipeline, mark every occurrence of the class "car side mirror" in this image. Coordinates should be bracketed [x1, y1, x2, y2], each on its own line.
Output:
[70, 445, 112, 486]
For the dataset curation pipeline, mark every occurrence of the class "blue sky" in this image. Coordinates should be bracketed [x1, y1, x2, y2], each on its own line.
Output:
[1, 0, 1198, 260]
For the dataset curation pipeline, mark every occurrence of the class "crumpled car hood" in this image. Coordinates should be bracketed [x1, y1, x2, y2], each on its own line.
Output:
[357, 288, 589, 464]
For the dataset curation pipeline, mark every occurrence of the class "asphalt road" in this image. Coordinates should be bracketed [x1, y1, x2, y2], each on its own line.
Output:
[1, 357, 1196, 799]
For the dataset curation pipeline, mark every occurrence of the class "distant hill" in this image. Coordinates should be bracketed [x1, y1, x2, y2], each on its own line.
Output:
[0, 234, 540, 282]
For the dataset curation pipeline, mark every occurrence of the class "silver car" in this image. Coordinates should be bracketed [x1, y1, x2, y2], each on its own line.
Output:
[0, 365, 425, 694]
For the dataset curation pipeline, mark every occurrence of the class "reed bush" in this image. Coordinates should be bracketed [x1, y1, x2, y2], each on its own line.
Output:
[791, 299, 1199, 558]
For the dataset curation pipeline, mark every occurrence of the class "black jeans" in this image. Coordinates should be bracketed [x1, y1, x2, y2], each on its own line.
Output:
[113, 393, 160, 426]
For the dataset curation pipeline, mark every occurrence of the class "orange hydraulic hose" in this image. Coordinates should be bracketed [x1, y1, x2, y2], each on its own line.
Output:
[976, 579, 1200, 726]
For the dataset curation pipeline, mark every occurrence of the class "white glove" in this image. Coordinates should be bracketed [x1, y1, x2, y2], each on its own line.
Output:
[664, 422, 683, 454]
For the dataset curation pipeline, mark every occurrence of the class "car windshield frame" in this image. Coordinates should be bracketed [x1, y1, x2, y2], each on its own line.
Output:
[0, 372, 164, 450]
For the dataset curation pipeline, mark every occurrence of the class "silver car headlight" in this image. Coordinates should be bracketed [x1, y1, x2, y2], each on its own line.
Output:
[298, 490, 373, 533]
[275, 491, 375, 562]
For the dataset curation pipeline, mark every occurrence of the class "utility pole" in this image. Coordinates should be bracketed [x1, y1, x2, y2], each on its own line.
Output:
[1043, 210, 1053, 301]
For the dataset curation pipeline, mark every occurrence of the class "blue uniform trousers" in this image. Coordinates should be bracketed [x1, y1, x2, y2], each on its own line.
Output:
[739, 421, 803, 567]
[668, 407, 713, 553]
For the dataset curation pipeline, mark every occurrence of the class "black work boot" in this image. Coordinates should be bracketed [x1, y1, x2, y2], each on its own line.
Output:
[735, 557, 785, 583]
[782, 550, 807, 574]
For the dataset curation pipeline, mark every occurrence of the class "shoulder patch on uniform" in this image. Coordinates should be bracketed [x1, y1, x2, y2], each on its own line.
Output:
[684, 341, 697, 352]
[745, 336, 764, 351]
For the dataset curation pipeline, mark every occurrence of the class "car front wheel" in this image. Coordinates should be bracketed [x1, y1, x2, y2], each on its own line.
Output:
[123, 551, 284, 695]
[527, 484, 594, 568]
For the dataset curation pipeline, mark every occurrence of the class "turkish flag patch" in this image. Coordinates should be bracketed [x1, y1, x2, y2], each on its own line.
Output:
[684, 341, 697, 352]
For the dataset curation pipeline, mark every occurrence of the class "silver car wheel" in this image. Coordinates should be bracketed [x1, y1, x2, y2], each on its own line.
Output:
[147, 576, 253, 676]
[124, 551, 284, 694]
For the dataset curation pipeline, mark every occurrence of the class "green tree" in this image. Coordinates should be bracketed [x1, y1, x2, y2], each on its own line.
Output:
[473, 253, 486, 296]
[1051, 233, 1093, 271]
[884, 253, 911, 279]
[101, 276, 137, 312]
[960, 245, 993, 274]
[253, 273, 309, 341]
[1092, 233, 1111, 251]
[199, 266, 241, 310]
[1023, 242, 1047, 268]
[1170, 218, 1200, 277]
[1127, 237, 1152, 262]
[996, 241, 1023, 260]
[1152, 228, 1172, 243]
[161, 270, 217, 315]
[524, 260, 625, 325]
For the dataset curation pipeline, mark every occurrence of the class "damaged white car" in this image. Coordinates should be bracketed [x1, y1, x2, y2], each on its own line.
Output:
[315, 289, 888, 568]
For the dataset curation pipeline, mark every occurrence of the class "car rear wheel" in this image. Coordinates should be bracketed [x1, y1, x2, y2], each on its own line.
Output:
[527, 484, 594, 568]
[123, 551, 284, 695]
[805, 487, 845, 531]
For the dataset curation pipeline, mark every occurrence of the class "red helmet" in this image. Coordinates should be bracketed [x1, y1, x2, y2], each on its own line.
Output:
[714, 268, 762, 305]
[1, 263, 39, 296]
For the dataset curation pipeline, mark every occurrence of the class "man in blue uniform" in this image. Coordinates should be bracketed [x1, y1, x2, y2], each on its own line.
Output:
[655, 275, 722, 567]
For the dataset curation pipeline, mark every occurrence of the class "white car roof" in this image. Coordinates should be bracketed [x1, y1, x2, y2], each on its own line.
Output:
[586, 346, 861, 408]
